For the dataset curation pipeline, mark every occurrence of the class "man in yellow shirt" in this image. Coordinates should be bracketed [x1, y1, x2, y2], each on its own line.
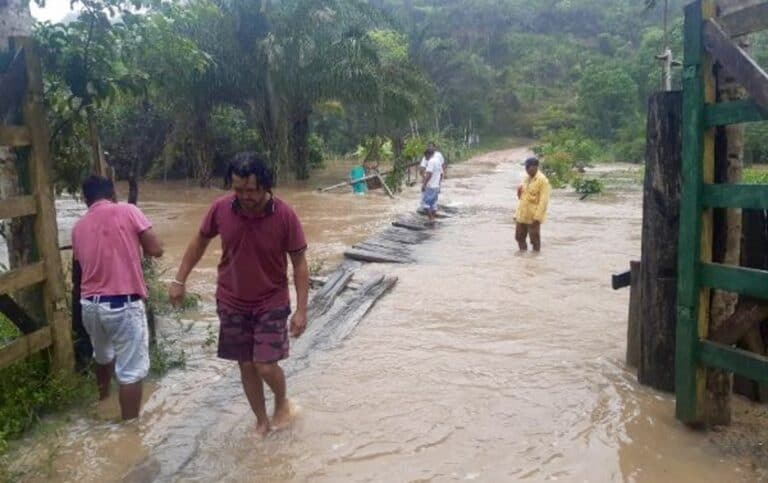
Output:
[515, 157, 551, 252]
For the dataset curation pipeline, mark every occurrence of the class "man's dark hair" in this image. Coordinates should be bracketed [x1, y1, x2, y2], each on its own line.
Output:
[82, 175, 115, 206]
[524, 156, 540, 167]
[225, 152, 274, 190]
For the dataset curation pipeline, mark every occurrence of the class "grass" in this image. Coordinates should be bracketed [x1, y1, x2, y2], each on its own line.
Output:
[744, 166, 768, 184]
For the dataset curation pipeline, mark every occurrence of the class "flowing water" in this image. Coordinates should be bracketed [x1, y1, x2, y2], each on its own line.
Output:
[7, 148, 761, 482]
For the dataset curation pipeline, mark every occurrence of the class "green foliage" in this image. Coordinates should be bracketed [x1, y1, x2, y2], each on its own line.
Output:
[577, 64, 640, 141]
[572, 177, 604, 196]
[0, 316, 20, 345]
[355, 136, 394, 163]
[533, 129, 601, 188]
[143, 260, 200, 315]
[743, 168, 768, 185]
[0, 358, 95, 455]
[308, 134, 326, 170]
[149, 337, 187, 376]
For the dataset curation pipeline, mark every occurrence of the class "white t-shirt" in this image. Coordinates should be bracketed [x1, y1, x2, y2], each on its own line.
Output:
[425, 157, 443, 189]
[420, 151, 445, 169]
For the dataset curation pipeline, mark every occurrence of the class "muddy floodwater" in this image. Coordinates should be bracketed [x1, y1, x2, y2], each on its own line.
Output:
[7, 148, 763, 482]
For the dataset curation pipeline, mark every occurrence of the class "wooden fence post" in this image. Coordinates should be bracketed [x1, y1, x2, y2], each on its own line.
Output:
[637, 91, 682, 392]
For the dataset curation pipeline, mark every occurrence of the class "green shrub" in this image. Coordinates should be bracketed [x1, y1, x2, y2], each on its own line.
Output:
[540, 151, 575, 188]
[308, 133, 326, 170]
[572, 177, 604, 196]
[0, 357, 95, 456]
[743, 167, 768, 184]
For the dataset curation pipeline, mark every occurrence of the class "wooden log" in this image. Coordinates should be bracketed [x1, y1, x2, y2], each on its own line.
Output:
[708, 298, 768, 344]
[0, 261, 45, 294]
[318, 171, 391, 192]
[343, 247, 414, 264]
[392, 215, 430, 231]
[0, 195, 37, 219]
[703, 19, 768, 109]
[0, 293, 41, 335]
[718, 1, 768, 37]
[18, 36, 73, 371]
[0, 326, 52, 370]
[377, 173, 395, 199]
[0, 125, 31, 147]
[377, 227, 430, 245]
[637, 91, 682, 393]
[626, 261, 641, 369]
[307, 264, 355, 319]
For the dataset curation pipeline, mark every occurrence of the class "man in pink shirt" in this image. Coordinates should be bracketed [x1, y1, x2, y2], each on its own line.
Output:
[169, 152, 309, 437]
[72, 176, 164, 420]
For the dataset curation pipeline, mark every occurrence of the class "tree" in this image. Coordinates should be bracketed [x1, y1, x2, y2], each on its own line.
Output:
[577, 64, 639, 141]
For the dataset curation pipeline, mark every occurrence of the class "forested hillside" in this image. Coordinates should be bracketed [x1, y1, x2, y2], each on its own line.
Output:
[12, 0, 717, 191]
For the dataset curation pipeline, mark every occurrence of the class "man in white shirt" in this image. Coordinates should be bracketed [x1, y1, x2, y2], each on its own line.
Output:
[419, 142, 446, 181]
[421, 147, 444, 224]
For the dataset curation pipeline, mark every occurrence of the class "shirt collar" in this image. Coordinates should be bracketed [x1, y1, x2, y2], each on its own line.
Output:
[88, 199, 113, 211]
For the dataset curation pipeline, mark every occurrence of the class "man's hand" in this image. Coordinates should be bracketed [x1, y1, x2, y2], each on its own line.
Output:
[290, 310, 307, 337]
[517, 184, 523, 199]
[168, 282, 186, 307]
[532, 220, 541, 226]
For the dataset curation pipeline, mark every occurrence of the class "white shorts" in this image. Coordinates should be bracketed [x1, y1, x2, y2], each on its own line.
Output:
[81, 298, 149, 384]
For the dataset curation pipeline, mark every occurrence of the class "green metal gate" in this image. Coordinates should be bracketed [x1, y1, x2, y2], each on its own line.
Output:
[677, 0, 768, 424]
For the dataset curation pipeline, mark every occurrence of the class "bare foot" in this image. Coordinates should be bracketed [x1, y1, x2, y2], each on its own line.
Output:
[271, 399, 297, 430]
[255, 420, 270, 438]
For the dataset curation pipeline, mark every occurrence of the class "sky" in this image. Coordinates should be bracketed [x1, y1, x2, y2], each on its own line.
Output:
[30, 1, 81, 23]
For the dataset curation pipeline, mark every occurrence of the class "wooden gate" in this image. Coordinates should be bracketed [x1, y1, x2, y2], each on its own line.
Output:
[0, 37, 72, 371]
[677, 0, 768, 424]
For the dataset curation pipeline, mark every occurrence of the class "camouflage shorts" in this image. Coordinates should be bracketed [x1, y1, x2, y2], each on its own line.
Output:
[216, 306, 291, 363]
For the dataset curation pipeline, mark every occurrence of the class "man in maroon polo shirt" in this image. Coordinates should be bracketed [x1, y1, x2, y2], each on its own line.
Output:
[169, 152, 309, 437]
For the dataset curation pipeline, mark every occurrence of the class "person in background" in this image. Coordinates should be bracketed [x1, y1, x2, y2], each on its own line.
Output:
[421, 147, 444, 225]
[515, 157, 551, 252]
[72, 175, 164, 420]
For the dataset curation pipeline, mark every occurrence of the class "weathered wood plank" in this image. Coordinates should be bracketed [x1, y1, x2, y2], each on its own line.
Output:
[17, 36, 73, 371]
[626, 261, 641, 369]
[0, 293, 42, 335]
[708, 298, 768, 344]
[392, 216, 429, 231]
[0, 195, 37, 220]
[702, 183, 768, 209]
[0, 262, 45, 294]
[703, 19, 768, 109]
[699, 340, 768, 384]
[307, 264, 356, 319]
[704, 99, 768, 127]
[0, 125, 31, 147]
[638, 91, 682, 392]
[718, 1, 768, 37]
[344, 247, 413, 264]
[700, 262, 768, 299]
[0, 326, 52, 371]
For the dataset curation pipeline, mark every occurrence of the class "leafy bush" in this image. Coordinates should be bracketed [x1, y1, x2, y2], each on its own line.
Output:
[308, 134, 326, 170]
[743, 167, 768, 184]
[0, 357, 95, 456]
[533, 129, 601, 187]
[572, 177, 604, 196]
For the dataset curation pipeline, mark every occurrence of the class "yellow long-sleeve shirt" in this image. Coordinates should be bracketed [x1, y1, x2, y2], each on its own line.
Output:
[515, 171, 551, 224]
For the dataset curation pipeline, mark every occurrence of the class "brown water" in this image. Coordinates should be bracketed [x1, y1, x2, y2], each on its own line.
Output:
[9, 149, 760, 482]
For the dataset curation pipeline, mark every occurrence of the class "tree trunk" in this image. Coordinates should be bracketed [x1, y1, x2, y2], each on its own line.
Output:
[191, 114, 213, 187]
[86, 106, 107, 176]
[290, 115, 310, 180]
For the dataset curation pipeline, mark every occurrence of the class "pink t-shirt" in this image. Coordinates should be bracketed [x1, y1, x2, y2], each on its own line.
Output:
[200, 194, 307, 313]
[72, 200, 152, 299]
